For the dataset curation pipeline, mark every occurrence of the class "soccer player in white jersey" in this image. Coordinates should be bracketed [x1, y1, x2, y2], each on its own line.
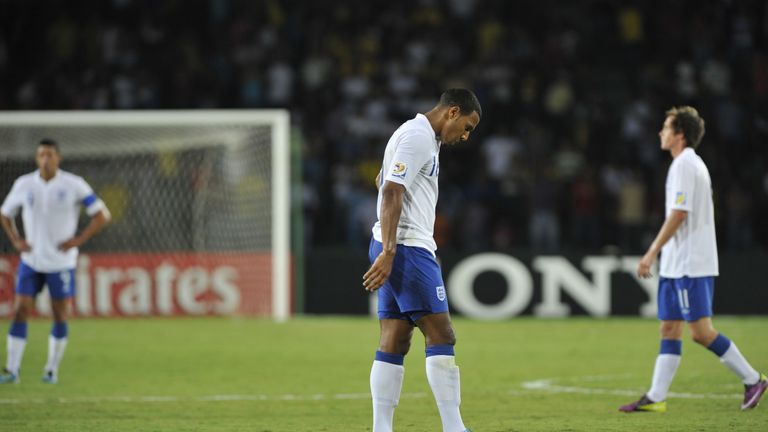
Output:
[0, 139, 110, 384]
[363, 89, 481, 432]
[620, 107, 767, 412]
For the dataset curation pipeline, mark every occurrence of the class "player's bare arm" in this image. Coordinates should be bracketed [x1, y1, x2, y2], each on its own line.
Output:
[363, 181, 404, 292]
[0, 214, 31, 252]
[58, 207, 111, 251]
[375, 171, 381, 191]
[637, 209, 687, 278]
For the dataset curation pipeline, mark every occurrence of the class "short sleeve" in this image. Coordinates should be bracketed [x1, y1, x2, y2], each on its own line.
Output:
[74, 177, 105, 216]
[668, 161, 694, 212]
[0, 179, 25, 218]
[383, 130, 433, 189]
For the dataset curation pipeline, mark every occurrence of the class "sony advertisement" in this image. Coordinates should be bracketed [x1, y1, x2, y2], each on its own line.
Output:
[305, 249, 768, 317]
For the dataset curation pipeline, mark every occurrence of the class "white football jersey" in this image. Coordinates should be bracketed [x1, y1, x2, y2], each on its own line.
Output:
[659, 148, 719, 278]
[1, 170, 105, 272]
[372, 113, 440, 253]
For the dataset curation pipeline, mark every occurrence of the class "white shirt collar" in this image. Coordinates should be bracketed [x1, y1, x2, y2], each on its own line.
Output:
[415, 113, 440, 148]
[35, 169, 60, 184]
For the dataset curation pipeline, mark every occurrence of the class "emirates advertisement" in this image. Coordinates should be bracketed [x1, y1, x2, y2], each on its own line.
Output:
[0, 253, 272, 317]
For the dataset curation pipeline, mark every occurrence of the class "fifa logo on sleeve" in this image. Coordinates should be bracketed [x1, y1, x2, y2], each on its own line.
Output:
[675, 192, 687, 205]
[392, 162, 407, 179]
[436, 285, 446, 302]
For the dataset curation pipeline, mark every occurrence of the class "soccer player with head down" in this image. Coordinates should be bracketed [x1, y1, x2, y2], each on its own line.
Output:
[363, 89, 481, 432]
[0, 139, 110, 384]
[619, 107, 767, 413]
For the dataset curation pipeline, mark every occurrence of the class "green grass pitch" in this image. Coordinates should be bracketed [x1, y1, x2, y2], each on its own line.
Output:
[1, 316, 766, 431]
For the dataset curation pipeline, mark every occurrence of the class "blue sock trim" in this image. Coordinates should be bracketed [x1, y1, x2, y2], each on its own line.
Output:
[425, 344, 454, 357]
[9, 321, 27, 339]
[375, 351, 404, 365]
[707, 334, 732, 357]
[660, 339, 682, 355]
[51, 321, 68, 339]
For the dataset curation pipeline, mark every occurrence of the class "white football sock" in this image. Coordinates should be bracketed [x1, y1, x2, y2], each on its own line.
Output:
[6, 335, 27, 376]
[647, 353, 681, 402]
[720, 343, 760, 385]
[426, 355, 466, 432]
[371, 360, 405, 432]
[44, 336, 68, 376]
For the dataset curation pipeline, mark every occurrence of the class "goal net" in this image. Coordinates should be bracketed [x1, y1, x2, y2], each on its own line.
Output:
[0, 110, 291, 321]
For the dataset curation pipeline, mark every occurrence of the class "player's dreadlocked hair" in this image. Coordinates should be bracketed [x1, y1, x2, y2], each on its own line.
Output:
[666, 106, 705, 149]
[439, 88, 482, 119]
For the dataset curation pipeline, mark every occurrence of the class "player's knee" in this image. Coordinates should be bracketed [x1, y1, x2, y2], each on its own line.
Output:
[444, 326, 457, 346]
[691, 331, 716, 346]
[379, 331, 413, 355]
[398, 339, 412, 356]
[691, 334, 707, 345]
[426, 329, 456, 347]
[443, 329, 457, 346]
[691, 327, 717, 347]
[13, 305, 31, 321]
[378, 340, 410, 356]
[51, 305, 68, 322]
[659, 322, 682, 339]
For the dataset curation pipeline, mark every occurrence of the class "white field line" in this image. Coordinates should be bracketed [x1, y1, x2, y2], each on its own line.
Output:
[1, 375, 743, 405]
[0, 392, 427, 405]
[520, 376, 742, 400]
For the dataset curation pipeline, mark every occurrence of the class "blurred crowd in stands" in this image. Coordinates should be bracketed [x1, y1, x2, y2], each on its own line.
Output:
[1, 0, 767, 253]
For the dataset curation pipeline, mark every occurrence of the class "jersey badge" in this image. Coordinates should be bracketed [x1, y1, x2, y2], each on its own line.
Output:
[436, 285, 446, 302]
[392, 162, 407, 179]
[675, 192, 686, 205]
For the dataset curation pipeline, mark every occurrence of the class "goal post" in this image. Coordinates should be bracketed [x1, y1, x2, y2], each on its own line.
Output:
[0, 110, 291, 321]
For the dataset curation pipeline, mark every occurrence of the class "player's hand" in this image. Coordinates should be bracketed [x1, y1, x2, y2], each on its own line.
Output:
[12, 238, 31, 252]
[636, 252, 656, 279]
[363, 251, 395, 292]
[58, 237, 81, 251]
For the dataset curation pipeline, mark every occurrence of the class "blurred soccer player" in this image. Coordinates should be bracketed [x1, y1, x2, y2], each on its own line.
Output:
[619, 107, 767, 413]
[0, 139, 110, 384]
[363, 89, 481, 432]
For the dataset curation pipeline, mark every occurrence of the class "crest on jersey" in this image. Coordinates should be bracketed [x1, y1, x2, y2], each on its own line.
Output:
[675, 192, 686, 205]
[391, 162, 407, 179]
[436, 285, 446, 302]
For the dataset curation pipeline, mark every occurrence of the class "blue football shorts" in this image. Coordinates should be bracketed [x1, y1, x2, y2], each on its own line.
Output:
[368, 238, 449, 324]
[657, 276, 714, 322]
[16, 261, 76, 300]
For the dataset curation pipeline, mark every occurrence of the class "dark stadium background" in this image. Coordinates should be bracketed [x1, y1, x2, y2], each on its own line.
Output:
[1, 0, 766, 315]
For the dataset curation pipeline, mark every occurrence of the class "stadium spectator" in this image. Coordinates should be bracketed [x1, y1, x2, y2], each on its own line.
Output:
[0, 0, 766, 253]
